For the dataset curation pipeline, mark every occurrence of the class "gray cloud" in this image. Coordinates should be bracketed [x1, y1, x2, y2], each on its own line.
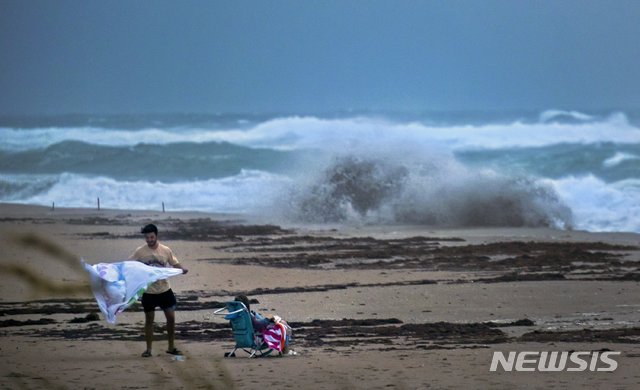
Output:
[1, 0, 639, 114]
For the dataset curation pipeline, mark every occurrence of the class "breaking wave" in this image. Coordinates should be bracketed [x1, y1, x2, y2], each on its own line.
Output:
[273, 152, 573, 229]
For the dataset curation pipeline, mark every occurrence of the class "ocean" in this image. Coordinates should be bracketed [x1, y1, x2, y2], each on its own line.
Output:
[1, 110, 639, 233]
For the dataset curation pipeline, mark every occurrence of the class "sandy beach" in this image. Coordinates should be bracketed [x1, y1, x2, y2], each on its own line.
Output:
[1, 202, 640, 389]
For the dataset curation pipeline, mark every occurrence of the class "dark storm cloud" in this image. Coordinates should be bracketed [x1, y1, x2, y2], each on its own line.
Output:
[1, 0, 639, 114]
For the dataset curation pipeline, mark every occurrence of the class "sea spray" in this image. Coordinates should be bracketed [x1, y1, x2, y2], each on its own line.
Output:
[277, 154, 572, 228]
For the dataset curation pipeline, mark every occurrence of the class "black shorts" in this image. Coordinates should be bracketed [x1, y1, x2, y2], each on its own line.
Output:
[141, 289, 177, 312]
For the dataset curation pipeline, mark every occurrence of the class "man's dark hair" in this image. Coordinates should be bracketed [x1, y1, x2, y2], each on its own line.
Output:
[141, 224, 158, 235]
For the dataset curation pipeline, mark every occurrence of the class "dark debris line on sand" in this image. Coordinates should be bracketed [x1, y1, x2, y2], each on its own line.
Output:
[75, 218, 293, 240]
[0, 315, 508, 346]
[4, 313, 640, 351]
[63, 215, 639, 280]
[210, 237, 638, 275]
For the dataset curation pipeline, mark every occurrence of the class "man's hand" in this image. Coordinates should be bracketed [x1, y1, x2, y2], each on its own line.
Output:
[174, 264, 188, 274]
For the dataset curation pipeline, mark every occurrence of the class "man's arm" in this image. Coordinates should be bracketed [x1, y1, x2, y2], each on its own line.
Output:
[128, 247, 141, 261]
[165, 246, 187, 274]
[173, 262, 188, 274]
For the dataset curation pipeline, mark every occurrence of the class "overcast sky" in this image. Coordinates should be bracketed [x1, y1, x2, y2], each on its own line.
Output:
[1, 0, 639, 115]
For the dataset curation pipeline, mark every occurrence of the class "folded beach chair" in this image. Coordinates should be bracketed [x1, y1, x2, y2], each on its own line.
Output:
[213, 301, 273, 358]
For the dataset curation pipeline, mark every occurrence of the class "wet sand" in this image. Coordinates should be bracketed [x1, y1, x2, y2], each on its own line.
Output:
[1, 203, 640, 389]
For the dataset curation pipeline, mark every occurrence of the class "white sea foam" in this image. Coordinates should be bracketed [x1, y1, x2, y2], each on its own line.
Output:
[16, 171, 290, 213]
[550, 175, 640, 233]
[3, 169, 639, 233]
[1, 111, 638, 152]
[539, 109, 596, 123]
[603, 152, 640, 168]
[0, 126, 241, 152]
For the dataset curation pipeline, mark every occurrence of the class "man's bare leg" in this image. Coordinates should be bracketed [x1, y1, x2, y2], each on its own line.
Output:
[143, 310, 155, 356]
[164, 308, 176, 352]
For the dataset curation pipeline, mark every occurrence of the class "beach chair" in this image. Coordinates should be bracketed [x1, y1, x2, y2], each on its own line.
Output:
[213, 301, 273, 358]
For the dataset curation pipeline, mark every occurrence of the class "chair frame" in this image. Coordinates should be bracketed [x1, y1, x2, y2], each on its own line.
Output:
[213, 301, 274, 358]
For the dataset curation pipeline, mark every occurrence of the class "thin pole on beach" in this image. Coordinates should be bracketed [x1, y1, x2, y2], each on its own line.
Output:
[162, 202, 165, 213]
[97, 197, 100, 211]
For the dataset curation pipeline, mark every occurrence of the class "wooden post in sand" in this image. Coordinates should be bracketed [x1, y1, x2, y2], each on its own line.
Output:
[97, 197, 101, 211]
[162, 202, 165, 213]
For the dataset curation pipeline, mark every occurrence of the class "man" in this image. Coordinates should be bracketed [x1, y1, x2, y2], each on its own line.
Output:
[130, 223, 188, 357]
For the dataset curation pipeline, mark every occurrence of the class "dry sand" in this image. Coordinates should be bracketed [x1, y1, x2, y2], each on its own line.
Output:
[1, 202, 640, 389]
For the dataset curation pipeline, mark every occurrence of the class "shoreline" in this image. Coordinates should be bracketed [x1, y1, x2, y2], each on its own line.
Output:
[3, 201, 640, 237]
